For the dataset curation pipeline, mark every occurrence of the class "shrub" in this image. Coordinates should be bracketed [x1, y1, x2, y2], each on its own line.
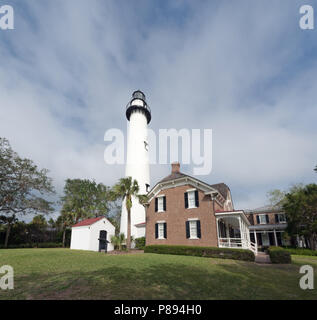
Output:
[135, 237, 146, 250]
[268, 247, 291, 264]
[0, 242, 63, 249]
[144, 245, 255, 262]
[283, 247, 317, 257]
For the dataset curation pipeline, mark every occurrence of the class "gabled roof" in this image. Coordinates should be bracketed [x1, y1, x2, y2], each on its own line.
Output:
[72, 216, 104, 228]
[154, 171, 229, 200]
[245, 205, 283, 214]
[159, 171, 188, 183]
[210, 183, 229, 199]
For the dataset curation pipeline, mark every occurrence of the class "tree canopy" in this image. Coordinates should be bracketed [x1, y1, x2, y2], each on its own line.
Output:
[283, 184, 317, 250]
[60, 179, 111, 223]
[0, 138, 55, 247]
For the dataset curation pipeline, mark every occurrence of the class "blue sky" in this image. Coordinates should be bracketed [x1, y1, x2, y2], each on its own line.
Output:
[0, 0, 317, 216]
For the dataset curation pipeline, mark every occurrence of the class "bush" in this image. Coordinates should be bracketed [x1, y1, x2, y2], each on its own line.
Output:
[283, 247, 317, 257]
[144, 245, 255, 262]
[0, 242, 63, 249]
[268, 247, 291, 264]
[135, 237, 146, 250]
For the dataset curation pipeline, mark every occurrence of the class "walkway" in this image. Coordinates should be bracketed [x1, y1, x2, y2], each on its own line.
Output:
[255, 251, 271, 264]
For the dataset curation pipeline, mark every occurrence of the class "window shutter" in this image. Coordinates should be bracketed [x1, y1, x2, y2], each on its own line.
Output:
[163, 196, 166, 211]
[195, 190, 199, 207]
[266, 215, 269, 224]
[256, 215, 260, 224]
[155, 198, 158, 212]
[197, 220, 201, 238]
[186, 221, 190, 238]
[164, 223, 167, 239]
[275, 214, 279, 223]
[155, 223, 158, 239]
[184, 192, 188, 209]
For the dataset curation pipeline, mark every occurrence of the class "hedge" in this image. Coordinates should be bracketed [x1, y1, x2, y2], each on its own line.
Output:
[268, 247, 292, 264]
[284, 247, 317, 257]
[144, 245, 255, 262]
[0, 242, 63, 249]
[135, 237, 146, 250]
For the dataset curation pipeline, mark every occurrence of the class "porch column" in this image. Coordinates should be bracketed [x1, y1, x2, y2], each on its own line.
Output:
[238, 217, 243, 248]
[216, 217, 220, 247]
[254, 231, 257, 246]
[225, 220, 229, 238]
[246, 224, 251, 243]
[274, 229, 278, 246]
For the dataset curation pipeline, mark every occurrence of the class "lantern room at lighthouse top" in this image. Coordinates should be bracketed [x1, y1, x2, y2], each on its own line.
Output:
[126, 90, 151, 124]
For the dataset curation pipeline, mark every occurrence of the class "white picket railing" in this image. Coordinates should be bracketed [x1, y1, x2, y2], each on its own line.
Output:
[219, 238, 258, 255]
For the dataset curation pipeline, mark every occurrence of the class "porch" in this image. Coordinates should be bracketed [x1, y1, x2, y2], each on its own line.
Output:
[249, 224, 288, 248]
[215, 210, 258, 255]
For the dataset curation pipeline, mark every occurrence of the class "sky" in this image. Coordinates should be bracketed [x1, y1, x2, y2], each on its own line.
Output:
[0, 0, 317, 219]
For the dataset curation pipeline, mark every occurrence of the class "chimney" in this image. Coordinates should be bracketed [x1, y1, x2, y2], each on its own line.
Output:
[171, 162, 180, 174]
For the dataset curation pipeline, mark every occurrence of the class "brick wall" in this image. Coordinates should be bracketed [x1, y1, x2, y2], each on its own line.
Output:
[146, 184, 220, 247]
[246, 212, 281, 225]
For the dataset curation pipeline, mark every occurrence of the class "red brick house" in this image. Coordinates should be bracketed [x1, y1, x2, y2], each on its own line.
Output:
[145, 163, 257, 254]
[244, 206, 289, 248]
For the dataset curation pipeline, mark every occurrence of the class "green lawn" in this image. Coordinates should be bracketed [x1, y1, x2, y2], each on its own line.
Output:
[0, 248, 316, 300]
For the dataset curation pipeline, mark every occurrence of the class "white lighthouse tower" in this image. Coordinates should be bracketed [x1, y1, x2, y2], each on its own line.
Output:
[120, 90, 151, 243]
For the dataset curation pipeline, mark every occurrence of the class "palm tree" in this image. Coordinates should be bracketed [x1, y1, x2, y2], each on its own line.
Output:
[111, 232, 125, 251]
[56, 210, 74, 248]
[111, 177, 142, 250]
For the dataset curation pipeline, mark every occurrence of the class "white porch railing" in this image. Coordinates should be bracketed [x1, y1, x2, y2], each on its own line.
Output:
[219, 238, 258, 255]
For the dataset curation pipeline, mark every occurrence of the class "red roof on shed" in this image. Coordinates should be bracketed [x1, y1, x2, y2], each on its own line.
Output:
[72, 216, 104, 228]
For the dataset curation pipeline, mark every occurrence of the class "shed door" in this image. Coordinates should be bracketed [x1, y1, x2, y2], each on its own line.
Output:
[99, 230, 108, 251]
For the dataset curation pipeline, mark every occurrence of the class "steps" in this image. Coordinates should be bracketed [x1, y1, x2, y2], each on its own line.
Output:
[255, 252, 271, 264]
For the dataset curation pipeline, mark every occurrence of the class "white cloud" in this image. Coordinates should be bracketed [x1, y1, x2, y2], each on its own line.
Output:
[0, 0, 316, 214]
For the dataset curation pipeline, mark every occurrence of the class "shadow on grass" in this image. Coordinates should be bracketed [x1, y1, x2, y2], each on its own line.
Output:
[1, 258, 316, 300]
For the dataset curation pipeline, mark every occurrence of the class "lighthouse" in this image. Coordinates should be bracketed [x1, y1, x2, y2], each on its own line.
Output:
[120, 90, 151, 243]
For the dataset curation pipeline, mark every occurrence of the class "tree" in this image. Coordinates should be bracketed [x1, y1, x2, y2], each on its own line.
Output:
[283, 184, 317, 250]
[0, 138, 55, 247]
[60, 179, 111, 223]
[111, 177, 142, 250]
[56, 209, 74, 247]
[32, 214, 48, 226]
[267, 189, 286, 208]
[111, 232, 125, 251]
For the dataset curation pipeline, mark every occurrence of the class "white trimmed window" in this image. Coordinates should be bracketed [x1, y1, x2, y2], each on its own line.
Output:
[189, 220, 198, 239]
[157, 197, 164, 212]
[188, 191, 196, 209]
[155, 195, 166, 212]
[258, 214, 267, 224]
[158, 223, 165, 239]
[277, 213, 286, 223]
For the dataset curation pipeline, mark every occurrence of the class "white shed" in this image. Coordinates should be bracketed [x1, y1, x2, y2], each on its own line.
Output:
[70, 216, 115, 252]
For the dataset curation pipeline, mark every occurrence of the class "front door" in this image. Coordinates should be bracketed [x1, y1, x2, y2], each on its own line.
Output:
[262, 233, 270, 246]
[99, 230, 108, 252]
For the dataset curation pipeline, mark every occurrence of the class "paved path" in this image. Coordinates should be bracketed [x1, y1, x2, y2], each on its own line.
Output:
[255, 252, 271, 264]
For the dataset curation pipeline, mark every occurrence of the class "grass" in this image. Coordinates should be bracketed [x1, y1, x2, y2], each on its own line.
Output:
[0, 248, 316, 300]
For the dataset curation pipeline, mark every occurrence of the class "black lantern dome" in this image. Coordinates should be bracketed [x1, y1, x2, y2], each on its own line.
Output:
[126, 90, 151, 124]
